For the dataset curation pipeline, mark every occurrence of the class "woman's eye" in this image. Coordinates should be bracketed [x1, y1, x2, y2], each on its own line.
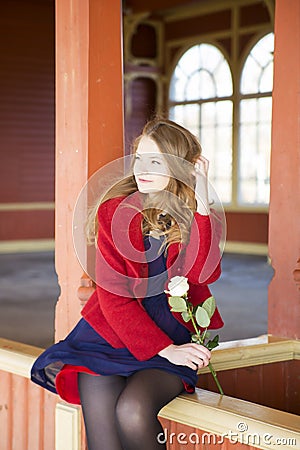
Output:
[152, 160, 161, 165]
[134, 155, 140, 160]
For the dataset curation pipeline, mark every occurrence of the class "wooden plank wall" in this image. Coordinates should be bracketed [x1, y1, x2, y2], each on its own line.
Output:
[0, 370, 57, 450]
[197, 360, 300, 416]
[124, 77, 157, 154]
[0, 0, 55, 242]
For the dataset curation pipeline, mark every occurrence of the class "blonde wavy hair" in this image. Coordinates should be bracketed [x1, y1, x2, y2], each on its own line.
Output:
[86, 117, 202, 251]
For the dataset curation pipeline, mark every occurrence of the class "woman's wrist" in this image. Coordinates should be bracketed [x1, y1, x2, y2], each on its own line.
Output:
[196, 190, 210, 215]
[158, 344, 175, 358]
[196, 199, 210, 215]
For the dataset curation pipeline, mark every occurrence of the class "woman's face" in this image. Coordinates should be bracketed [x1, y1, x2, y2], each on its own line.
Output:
[133, 136, 170, 195]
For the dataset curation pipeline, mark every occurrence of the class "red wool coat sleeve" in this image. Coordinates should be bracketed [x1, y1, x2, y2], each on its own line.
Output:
[165, 210, 223, 333]
[165, 210, 222, 285]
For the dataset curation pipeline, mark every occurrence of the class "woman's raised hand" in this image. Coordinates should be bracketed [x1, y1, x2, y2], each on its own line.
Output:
[193, 156, 210, 215]
[158, 343, 211, 371]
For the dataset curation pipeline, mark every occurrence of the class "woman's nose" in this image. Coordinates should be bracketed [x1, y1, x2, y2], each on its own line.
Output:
[135, 159, 148, 173]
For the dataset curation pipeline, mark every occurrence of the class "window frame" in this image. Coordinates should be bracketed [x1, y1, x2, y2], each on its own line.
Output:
[237, 31, 274, 208]
[167, 30, 273, 213]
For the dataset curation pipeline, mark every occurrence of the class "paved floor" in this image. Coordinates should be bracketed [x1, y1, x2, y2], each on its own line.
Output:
[0, 252, 273, 348]
[210, 253, 273, 342]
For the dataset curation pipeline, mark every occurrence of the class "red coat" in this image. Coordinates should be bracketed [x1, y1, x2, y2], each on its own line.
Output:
[81, 192, 223, 361]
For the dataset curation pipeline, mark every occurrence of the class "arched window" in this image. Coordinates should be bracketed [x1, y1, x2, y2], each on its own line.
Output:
[169, 34, 274, 209]
[239, 33, 274, 205]
[169, 44, 233, 203]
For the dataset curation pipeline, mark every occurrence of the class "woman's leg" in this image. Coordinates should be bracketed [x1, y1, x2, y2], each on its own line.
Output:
[78, 372, 126, 450]
[115, 369, 184, 450]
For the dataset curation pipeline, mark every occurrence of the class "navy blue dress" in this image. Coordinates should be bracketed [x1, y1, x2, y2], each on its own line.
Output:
[31, 234, 197, 404]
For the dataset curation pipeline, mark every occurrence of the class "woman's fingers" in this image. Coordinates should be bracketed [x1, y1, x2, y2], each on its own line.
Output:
[190, 342, 211, 356]
[185, 344, 211, 369]
[186, 356, 205, 371]
[187, 345, 210, 367]
[159, 343, 211, 370]
[195, 156, 209, 176]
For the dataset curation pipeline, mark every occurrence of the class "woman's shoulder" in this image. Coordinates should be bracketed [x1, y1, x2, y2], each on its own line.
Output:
[97, 196, 126, 222]
[99, 192, 143, 212]
[99, 195, 127, 210]
[97, 192, 144, 223]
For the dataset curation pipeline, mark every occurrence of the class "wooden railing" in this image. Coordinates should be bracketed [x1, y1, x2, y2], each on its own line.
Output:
[0, 338, 80, 450]
[0, 336, 299, 450]
[159, 389, 300, 449]
[159, 336, 300, 449]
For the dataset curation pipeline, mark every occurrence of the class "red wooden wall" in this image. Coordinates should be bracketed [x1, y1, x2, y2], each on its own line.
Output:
[197, 360, 300, 416]
[0, 0, 55, 241]
[0, 369, 57, 450]
[226, 212, 268, 244]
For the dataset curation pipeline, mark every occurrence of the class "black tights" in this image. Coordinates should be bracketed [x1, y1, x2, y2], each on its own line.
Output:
[78, 369, 184, 450]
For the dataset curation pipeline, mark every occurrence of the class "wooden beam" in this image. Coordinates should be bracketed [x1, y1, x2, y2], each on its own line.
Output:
[268, 0, 300, 338]
[55, 0, 124, 340]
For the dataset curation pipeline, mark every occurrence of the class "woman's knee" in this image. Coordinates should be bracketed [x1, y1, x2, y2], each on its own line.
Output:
[115, 392, 151, 435]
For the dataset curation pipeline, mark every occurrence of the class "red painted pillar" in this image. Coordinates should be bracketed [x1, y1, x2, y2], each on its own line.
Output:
[55, 0, 124, 340]
[268, 0, 300, 339]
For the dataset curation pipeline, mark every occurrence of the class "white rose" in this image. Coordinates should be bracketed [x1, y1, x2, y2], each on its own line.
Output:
[165, 276, 189, 297]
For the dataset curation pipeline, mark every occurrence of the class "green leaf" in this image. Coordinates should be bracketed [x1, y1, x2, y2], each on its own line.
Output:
[206, 335, 220, 350]
[168, 296, 187, 312]
[201, 296, 216, 319]
[195, 306, 210, 328]
[212, 334, 220, 345]
[182, 311, 190, 322]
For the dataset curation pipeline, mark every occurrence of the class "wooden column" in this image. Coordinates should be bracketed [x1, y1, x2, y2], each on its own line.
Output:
[268, 0, 300, 339]
[55, 0, 124, 340]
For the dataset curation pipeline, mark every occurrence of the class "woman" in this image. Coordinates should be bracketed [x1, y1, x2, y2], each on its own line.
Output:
[31, 118, 224, 450]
